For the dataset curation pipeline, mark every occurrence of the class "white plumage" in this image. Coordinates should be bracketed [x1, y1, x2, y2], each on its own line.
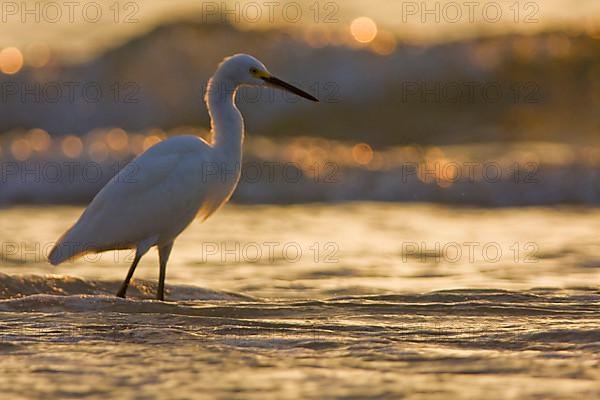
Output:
[48, 54, 318, 300]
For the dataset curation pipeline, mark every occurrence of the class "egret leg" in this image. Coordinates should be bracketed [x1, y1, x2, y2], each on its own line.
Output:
[157, 242, 174, 301]
[116, 252, 142, 298]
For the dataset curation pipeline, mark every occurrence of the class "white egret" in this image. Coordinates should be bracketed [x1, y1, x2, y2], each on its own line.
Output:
[48, 54, 318, 300]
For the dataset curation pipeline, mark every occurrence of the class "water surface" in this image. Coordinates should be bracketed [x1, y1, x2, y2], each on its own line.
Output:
[1, 204, 599, 399]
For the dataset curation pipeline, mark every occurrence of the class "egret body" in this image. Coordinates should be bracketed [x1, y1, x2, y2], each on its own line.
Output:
[48, 54, 318, 300]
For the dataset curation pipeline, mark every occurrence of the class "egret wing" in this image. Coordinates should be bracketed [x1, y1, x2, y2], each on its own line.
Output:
[52, 137, 210, 261]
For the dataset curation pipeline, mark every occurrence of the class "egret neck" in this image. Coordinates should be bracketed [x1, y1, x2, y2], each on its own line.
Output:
[206, 75, 244, 161]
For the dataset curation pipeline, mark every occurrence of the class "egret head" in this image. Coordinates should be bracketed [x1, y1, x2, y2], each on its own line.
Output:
[214, 54, 319, 102]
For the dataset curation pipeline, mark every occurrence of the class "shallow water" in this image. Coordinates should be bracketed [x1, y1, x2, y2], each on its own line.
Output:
[1, 204, 599, 399]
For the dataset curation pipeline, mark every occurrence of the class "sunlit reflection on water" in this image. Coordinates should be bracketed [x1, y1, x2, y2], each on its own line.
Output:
[0, 204, 599, 399]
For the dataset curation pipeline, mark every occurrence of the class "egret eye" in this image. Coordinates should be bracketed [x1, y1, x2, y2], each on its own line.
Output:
[249, 67, 258, 75]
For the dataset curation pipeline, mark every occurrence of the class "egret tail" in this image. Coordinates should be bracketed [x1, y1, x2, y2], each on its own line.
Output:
[48, 227, 87, 265]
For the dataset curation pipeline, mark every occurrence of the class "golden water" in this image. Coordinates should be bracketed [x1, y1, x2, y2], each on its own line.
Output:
[0, 204, 599, 399]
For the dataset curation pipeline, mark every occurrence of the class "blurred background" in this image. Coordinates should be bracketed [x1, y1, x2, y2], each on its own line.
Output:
[1, 0, 600, 206]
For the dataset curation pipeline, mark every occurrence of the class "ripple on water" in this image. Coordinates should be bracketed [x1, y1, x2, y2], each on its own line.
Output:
[0, 274, 599, 399]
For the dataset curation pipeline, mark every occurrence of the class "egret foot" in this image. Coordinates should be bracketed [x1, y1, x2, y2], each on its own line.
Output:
[116, 286, 127, 298]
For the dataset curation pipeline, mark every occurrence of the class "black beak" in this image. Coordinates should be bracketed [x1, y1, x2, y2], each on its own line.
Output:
[261, 76, 319, 102]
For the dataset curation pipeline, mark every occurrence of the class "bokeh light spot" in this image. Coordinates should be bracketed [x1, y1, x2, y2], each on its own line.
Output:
[350, 17, 378, 44]
[25, 42, 51, 68]
[89, 141, 109, 162]
[106, 128, 129, 152]
[28, 129, 51, 152]
[352, 143, 374, 165]
[62, 136, 83, 158]
[371, 30, 397, 56]
[11, 139, 31, 160]
[0, 47, 24, 74]
[130, 133, 147, 155]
